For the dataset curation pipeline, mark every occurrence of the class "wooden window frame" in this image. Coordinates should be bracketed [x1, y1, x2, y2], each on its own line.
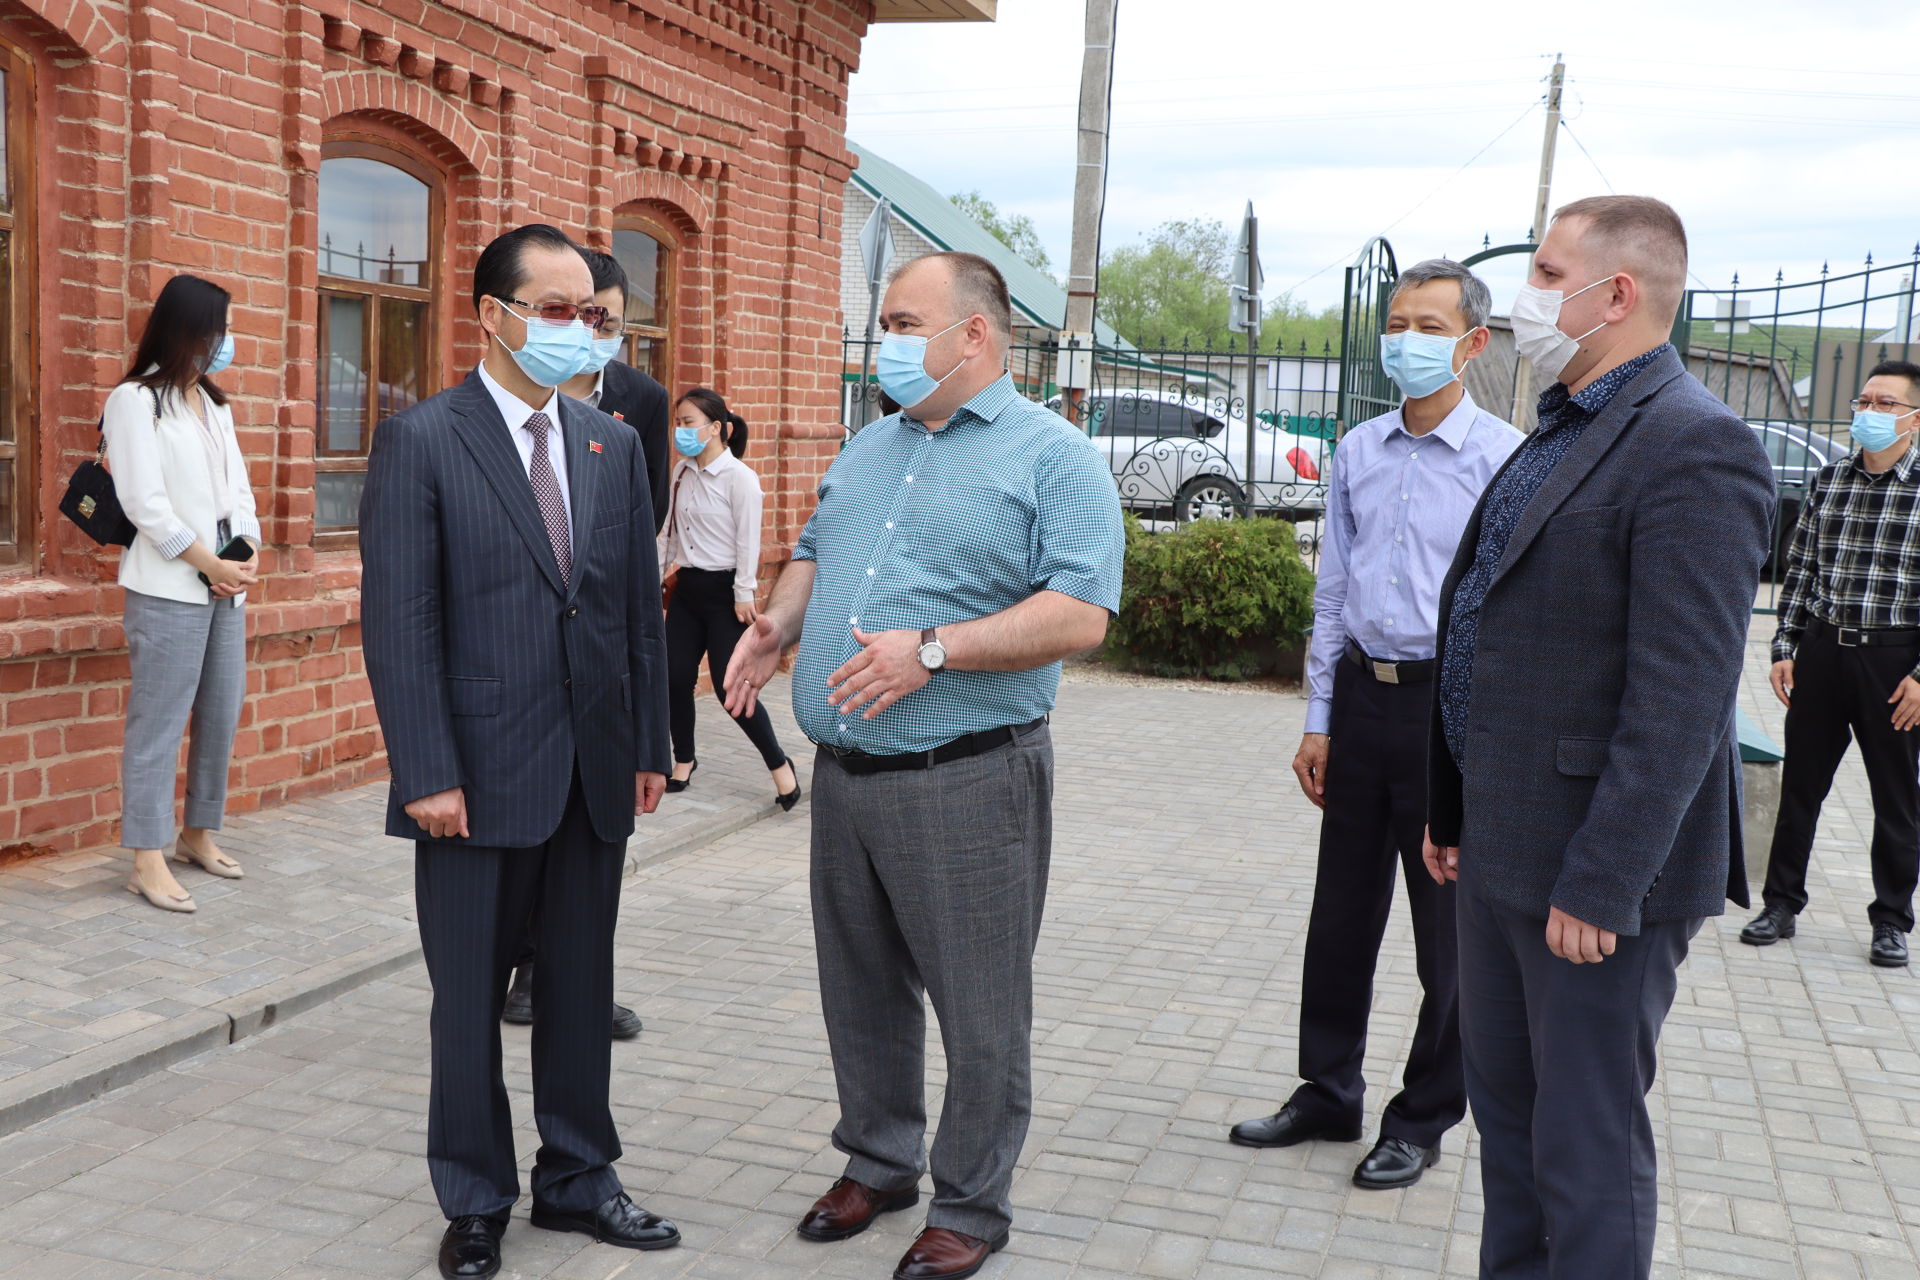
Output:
[315, 137, 441, 551]
[613, 210, 677, 388]
[0, 42, 35, 569]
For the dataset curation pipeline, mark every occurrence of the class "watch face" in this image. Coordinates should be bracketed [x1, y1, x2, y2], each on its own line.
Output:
[919, 642, 945, 670]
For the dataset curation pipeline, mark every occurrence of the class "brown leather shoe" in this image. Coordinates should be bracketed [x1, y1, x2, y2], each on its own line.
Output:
[892, 1227, 1007, 1279]
[796, 1176, 920, 1242]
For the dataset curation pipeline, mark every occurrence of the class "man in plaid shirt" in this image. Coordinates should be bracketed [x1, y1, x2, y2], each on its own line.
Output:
[1746, 358, 1920, 967]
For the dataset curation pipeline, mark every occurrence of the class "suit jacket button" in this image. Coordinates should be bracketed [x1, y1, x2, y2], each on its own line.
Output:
[563, 678, 572, 689]
[566, 606, 579, 618]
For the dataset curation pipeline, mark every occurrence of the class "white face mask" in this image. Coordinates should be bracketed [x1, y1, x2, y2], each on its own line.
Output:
[1510, 272, 1616, 384]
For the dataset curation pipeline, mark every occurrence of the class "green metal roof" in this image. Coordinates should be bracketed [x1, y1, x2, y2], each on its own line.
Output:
[848, 141, 1135, 352]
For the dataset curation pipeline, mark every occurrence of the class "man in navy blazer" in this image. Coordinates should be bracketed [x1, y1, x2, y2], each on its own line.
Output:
[1423, 196, 1773, 1279]
[360, 224, 678, 1279]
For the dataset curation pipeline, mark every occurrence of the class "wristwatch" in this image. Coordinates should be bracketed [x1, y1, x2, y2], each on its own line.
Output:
[917, 627, 947, 672]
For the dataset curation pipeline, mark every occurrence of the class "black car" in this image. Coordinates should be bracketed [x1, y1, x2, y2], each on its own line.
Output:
[1752, 421, 1847, 578]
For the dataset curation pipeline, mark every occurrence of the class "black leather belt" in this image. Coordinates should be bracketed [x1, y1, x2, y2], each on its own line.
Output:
[820, 716, 1047, 775]
[1817, 620, 1920, 648]
[1345, 639, 1434, 685]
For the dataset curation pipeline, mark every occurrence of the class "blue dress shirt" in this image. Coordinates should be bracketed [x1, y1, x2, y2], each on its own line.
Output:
[791, 373, 1125, 755]
[1304, 391, 1522, 735]
[1439, 345, 1672, 765]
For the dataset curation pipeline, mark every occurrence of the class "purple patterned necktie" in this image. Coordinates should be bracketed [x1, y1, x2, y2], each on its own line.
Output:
[522, 412, 572, 585]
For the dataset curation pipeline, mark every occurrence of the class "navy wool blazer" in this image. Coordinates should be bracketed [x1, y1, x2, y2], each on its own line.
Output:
[360, 369, 672, 847]
[595, 359, 671, 535]
[1427, 346, 1775, 935]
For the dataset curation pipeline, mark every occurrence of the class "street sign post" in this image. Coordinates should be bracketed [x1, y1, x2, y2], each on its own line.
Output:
[855, 198, 894, 431]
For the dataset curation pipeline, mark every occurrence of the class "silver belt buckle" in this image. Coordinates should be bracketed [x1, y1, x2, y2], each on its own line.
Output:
[1836, 628, 1859, 647]
[1372, 660, 1400, 685]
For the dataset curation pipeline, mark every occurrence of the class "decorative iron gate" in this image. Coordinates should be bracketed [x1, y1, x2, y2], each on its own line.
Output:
[1336, 237, 1398, 433]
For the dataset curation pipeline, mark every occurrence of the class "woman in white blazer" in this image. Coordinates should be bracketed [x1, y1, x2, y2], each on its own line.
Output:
[105, 274, 262, 913]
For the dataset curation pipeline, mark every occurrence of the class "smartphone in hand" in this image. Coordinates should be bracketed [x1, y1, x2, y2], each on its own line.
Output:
[198, 535, 255, 587]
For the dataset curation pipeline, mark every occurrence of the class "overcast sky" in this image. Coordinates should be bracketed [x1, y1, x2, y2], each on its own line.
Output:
[847, 0, 1920, 326]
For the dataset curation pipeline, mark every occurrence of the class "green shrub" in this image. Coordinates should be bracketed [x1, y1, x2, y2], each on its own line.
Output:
[1105, 513, 1316, 681]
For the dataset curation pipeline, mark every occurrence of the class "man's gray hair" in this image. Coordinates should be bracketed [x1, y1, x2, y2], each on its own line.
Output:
[1390, 259, 1491, 330]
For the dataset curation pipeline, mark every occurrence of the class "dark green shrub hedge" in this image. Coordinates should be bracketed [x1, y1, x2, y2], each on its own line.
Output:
[1105, 514, 1316, 681]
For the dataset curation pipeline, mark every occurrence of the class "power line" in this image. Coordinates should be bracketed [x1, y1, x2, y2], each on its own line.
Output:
[1278, 100, 1542, 300]
[1559, 119, 1613, 193]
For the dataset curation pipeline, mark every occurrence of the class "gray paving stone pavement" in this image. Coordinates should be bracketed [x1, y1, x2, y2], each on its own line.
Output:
[0, 637, 1916, 1280]
[0, 682, 802, 1134]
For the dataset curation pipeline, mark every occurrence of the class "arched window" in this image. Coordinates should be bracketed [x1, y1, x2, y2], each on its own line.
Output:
[316, 143, 438, 541]
[612, 220, 673, 385]
[0, 43, 32, 565]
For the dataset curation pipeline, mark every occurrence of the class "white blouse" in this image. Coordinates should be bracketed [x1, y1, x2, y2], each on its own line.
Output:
[104, 380, 261, 606]
[659, 449, 764, 603]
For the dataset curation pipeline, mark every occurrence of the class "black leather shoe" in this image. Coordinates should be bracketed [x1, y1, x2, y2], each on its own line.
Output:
[438, 1214, 504, 1279]
[1352, 1136, 1440, 1189]
[611, 1003, 643, 1040]
[1871, 923, 1910, 968]
[530, 1191, 680, 1251]
[1228, 1102, 1362, 1148]
[665, 760, 698, 793]
[501, 965, 534, 1025]
[1739, 905, 1797, 946]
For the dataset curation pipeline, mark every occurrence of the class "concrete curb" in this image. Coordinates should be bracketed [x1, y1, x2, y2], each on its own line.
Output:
[2, 795, 780, 1136]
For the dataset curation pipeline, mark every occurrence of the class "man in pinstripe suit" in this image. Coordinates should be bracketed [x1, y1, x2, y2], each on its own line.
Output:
[360, 224, 678, 1280]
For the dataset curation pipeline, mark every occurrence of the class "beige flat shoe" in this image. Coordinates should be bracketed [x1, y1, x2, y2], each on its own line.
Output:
[127, 875, 197, 914]
[174, 838, 243, 879]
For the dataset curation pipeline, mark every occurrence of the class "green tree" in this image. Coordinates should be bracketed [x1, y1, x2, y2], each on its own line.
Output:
[1096, 218, 1232, 347]
[1096, 218, 1346, 353]
[949, 190, 1053, 275]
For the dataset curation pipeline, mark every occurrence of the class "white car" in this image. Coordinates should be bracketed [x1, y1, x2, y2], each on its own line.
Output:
[1051, 388, 1330, 522]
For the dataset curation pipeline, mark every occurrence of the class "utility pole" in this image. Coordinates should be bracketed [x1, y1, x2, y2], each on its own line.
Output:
[1059, 0, 1118, 429]
[1230, 202, 1262, 516]
[1510, 55, 1564, 429]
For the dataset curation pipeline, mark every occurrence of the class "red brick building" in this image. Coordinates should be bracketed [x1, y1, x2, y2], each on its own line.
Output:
[0, 0, 995, 856]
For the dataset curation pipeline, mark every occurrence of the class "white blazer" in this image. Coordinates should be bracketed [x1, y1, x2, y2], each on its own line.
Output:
[103, 380, 261, 606]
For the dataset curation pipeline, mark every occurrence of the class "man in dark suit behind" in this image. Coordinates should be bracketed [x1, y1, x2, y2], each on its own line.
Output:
[360, 223, 679, 1280]
[564, 249, 672, 533]
[1422, 196, 1773, 1279]
[493, 248, 676, 1041]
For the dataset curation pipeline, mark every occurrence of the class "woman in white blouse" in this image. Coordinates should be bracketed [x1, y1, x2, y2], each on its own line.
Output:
[660, 388, 799, 809]
[106, 275, 262, 913]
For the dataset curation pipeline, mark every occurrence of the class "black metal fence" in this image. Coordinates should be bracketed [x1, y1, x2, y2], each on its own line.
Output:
[842, 332, 1338, 558]
[1674, 250, 1920, 608]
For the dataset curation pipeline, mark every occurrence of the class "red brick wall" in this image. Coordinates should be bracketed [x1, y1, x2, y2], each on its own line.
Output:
[0, 0, 865, 857]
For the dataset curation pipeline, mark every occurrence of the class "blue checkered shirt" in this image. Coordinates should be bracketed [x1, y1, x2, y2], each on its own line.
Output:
[1439, 345, 1670, 765]
[791, 373, 1125, 755]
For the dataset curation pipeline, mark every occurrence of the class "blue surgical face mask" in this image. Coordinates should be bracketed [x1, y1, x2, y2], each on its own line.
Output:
[1380, 330, 1474, 400]
[578, 335, 622, 378]
[674, 425, 710, 457]
[202, 333, 235, 376]
[876, 317, 970, 410]
[495, 303, 593, 387]
[1851, 409, 1918, 453]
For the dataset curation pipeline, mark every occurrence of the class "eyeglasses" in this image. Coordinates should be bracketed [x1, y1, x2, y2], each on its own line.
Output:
[494, 295, 612, 332]
[1850, 397, 1919, 414]
[588, 314, 627, 339]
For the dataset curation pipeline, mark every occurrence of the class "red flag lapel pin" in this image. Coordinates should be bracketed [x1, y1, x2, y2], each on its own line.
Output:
[590, 439, 604, 454]
[611, 411, 626, 421]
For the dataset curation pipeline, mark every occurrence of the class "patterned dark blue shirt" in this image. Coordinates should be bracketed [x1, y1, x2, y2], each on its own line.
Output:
[1439, 345, 1670, 765]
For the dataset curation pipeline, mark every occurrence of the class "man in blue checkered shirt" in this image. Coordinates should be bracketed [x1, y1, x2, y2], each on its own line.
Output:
[724, 251, 1123, 1280]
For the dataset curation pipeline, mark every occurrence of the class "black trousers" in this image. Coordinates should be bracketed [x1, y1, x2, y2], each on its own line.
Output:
[1458, 868, 1700, 1280]
[415, 772, 625, 1219]
[666, 566, 787, 769]
[1763, 620, 1920, 932]
[1290, 657, 1464, 1147]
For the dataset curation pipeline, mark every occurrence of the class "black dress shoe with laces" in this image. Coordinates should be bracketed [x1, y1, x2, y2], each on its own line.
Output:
[438, 1214, 505, 1279]
[501, 965, 534, 1025]
[1871, 924, 1910, 968]
[610, 1003, 643, 1040]
[531, 1190, 680, 1251]
[1352, 1136, 1440, 1189]
[1228, 1102, 1362, 1148]
[1739, 905, 1797, 946]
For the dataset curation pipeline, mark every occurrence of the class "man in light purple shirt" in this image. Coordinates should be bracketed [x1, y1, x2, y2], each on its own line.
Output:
[1229, 259, 1521, 1189]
